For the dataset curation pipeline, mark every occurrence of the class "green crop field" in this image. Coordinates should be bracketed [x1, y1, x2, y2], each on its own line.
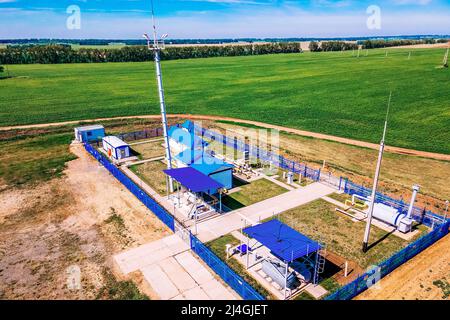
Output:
[1, 48, 449, 153]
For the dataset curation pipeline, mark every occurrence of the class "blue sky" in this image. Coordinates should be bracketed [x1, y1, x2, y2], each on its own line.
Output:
[1, 0, 450, 39]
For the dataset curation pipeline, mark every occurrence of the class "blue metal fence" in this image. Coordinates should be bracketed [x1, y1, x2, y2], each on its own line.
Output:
[190, 234, 265, 300]
[326, 220, 450, 300]
[83, 142, 265, 300]
[199, 127, 321, 182]
[84, 143, 175, 231]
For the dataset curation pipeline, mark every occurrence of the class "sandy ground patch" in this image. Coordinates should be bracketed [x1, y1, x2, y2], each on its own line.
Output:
[0, 143, 169, 299]
[355, 234, 450, 300]
[387, 42, 450, 50]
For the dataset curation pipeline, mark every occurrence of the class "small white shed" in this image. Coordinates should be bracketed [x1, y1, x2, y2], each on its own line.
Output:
[102, 136, 131, 160]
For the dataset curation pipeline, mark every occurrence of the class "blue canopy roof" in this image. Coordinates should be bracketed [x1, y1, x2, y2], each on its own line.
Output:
[243, 220, 321, 262]
[163, 167, 224, 193]
[191, 161, 234, 176]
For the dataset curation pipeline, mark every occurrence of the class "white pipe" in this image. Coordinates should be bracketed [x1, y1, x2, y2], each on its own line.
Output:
[407, 185, 420, 219]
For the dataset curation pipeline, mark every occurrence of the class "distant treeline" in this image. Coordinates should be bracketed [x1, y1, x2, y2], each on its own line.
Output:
[361, 38, 448, 49]
[308, 38, 448, 52]
[308, 41, 359, 52]
[0, 43, 303, 64]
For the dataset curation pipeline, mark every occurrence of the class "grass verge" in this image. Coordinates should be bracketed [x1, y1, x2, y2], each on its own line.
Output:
[222, 178, 288, 210]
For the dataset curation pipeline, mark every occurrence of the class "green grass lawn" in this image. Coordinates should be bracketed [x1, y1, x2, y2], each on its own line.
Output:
[130, 140, 165, 160]
[275, 199, 427, 269]
[129, 161, 168, 195]
[1, 49, 449, 153]
[0, 129, 77, 189]
[222, 178, 288, 210]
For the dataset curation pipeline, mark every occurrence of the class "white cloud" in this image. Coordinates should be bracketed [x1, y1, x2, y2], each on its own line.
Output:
[392, 0, 433, 5]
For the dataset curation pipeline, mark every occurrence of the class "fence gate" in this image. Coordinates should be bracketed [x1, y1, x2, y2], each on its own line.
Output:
[174, 220, 191, 245]
[319, 171, 341, 189]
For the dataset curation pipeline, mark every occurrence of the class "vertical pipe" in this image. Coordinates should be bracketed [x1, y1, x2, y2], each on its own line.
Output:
[284, 261, 288, 300]
[246, 231, 250, 270]
[407, 185, 420, 219]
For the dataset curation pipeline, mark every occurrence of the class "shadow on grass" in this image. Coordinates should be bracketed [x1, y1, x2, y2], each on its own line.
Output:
[221, 195, 246, 211]
[366, 229, 396, 252]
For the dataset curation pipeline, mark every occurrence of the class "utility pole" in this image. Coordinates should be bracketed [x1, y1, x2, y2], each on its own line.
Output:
[362, 91, 392, 253]
[443, 48, 449, 68]
[144, 0, 174, 192]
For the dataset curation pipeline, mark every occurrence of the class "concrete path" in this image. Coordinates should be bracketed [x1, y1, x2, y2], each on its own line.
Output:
[126, 156, 165, 166]
[196, 182, 335, 242]
[262, 174, 296, 191]
[114, 235, 237, 300]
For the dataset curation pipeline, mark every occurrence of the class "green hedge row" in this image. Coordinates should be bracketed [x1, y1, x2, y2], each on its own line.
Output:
[0, 42, 303, 64]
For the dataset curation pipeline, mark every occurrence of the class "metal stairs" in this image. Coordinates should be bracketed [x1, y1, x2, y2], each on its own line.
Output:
[313, 242, 326, 285]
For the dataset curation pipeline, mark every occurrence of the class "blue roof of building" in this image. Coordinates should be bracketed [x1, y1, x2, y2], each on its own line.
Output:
[190, 160, 234, 176]
[243, 220, 321, 262]
[163, 167, 224, 193]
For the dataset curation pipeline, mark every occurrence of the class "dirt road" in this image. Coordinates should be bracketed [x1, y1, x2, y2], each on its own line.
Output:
[356, 234, 450, 300]
[1, 114, 448, 161]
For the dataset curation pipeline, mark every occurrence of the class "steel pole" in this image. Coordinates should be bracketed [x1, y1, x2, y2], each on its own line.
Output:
[362, 141, 384, 252]
[154, 48, 174, 192]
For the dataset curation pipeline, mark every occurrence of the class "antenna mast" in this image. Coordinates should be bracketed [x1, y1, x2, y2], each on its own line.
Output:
[362, 91, 392, 253]
[144, 0, 174, 192]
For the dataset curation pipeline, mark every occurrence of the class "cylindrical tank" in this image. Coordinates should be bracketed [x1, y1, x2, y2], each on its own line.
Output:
[373, 203, 405, 227]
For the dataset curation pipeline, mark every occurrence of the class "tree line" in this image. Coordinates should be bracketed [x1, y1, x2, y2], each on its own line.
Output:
[361, 38, 448, 49]
[308, 41, 359, 52]
[308, 38, 448, 52]
[0, 42, 302, 64]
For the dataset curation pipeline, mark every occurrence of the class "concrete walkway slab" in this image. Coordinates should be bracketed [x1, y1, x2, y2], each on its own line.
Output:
[114, 237, 238, 300]
[141, 264, 180, 300]
[175, 251, 214, 285]
[201, 279, 236, 300]
[114, 235, 189, 274]
[158, 257, 197, 292]
[182, 286, 211, 300]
